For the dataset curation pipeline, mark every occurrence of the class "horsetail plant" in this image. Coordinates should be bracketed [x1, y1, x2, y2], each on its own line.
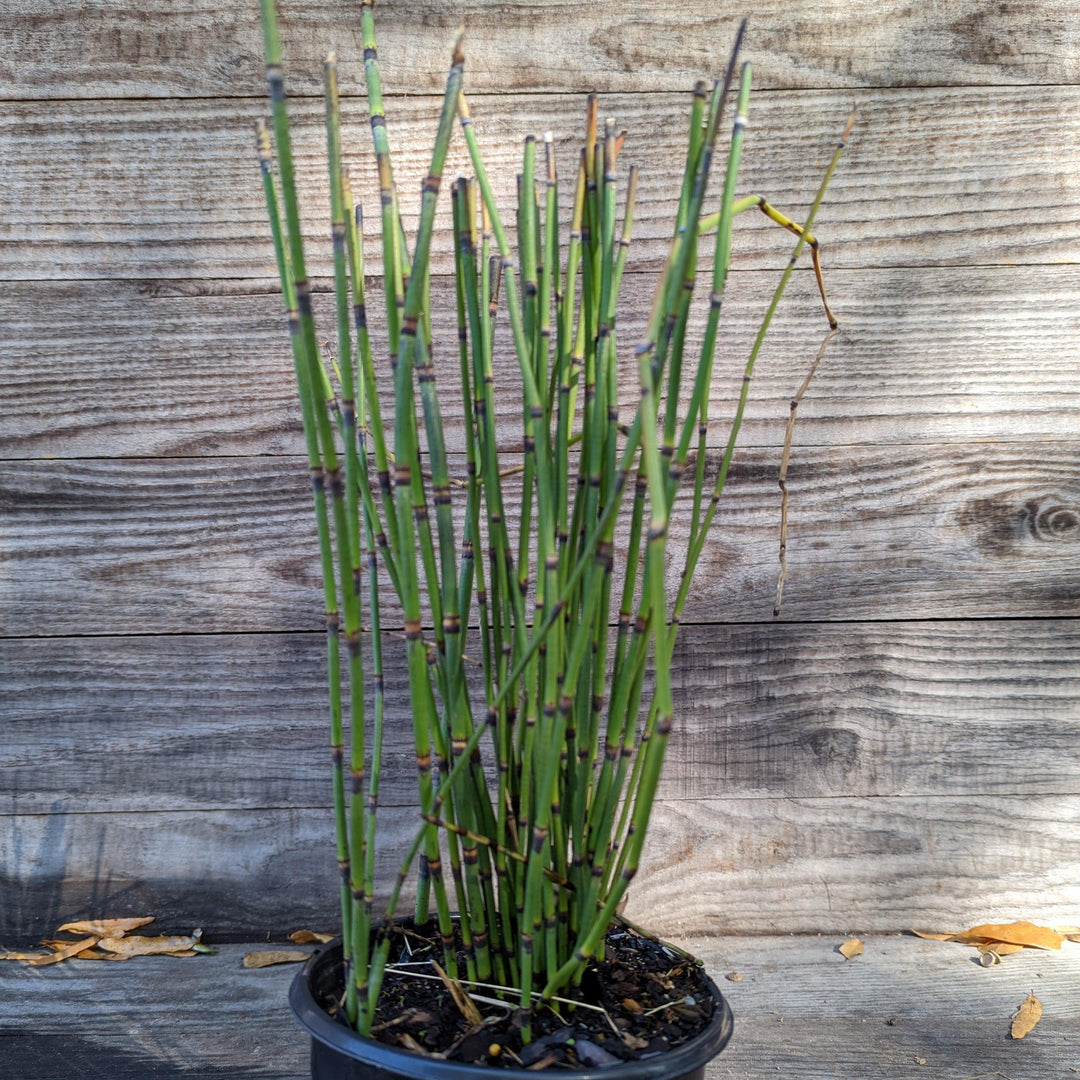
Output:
[256, 0, 855, 1042]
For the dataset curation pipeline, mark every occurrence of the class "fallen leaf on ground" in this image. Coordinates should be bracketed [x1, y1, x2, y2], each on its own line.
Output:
[0, 915, 204, 965]
[912, 920, 1065, 953]
[1011, 994, 1042, 1039]
[242, 950, 312, 968]
[976, 941, 1025, 957]
[40, 940, 115, 960]
[289, 929, 334, 944]
[838, 938, 864, 960]
[28, 938, 101, 966]
[954, 922, 1064, 950]
[98, 934, 201, 958]
[57, 917, 154, 937]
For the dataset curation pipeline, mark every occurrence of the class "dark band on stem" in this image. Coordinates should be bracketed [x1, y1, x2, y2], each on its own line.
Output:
[296, 282, 313, 318]
[267, 69, 285, 104]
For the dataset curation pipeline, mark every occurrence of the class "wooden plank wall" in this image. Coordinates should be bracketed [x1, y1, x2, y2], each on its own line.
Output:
[2, 1, 1078, 946]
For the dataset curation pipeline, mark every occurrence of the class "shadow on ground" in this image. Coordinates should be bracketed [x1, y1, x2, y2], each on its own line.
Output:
[0, 1033, 284, 1080]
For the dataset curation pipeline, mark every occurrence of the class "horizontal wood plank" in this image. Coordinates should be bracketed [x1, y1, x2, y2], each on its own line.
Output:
[8, 936, 1080, 1079]
[3, 444, 1078, 636]
[4, 265, 1080, 459]
[629, 795, 1080, 935]
[3, 795, 1079, 944]
[3, 87, 1079, 281]
[3, 621, 1079, 815]
[5, 937, 1080, 1079]
[4, 0, 1080, 100]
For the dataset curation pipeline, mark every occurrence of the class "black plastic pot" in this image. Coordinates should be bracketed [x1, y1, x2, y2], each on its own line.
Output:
[290, 941, 733, 1080]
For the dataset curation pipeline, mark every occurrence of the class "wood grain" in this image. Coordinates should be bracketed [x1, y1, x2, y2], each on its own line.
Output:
[627, 795, 1080, 936]
[3, 795, 1079, 944]
[3, 444, 1078, 636]
[4, 621, 1079, 816]
[4, 0, 1079, 100]
[3, 86, 1079, 282]
[5, 265, 1080, 459]
[4, 0, 1080, 949]
[6, 937, 1080, 1079]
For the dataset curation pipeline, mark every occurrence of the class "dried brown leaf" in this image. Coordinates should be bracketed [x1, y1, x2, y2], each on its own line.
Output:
[28, 937, 100, 965]
[431, 959, 483, 1026]
[0, 950, 53, 962]
[1011, 994, 1042, 1039]
[57, 917, 154, 937]
[98, 934, 199, 958]
[242, 950, 312, 968]
[397, 1032, 443, 1058]
[913, 921, 1065, 951]
[953, 921, 1064, 951]
[838, 938, 864, 959]
[289, 930, 334, 944]
[976, 941, 1025, 957]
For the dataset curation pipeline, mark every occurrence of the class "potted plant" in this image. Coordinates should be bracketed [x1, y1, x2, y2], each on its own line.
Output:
[255, 1, 854, 1076]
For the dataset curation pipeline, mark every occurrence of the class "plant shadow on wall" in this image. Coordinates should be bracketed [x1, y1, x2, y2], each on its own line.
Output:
[255, 0, 855, 1072]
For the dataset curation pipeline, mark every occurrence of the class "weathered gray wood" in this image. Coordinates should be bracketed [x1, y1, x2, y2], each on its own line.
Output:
[693, 934, 1080, 1079]
[3, 0, 1080, 959]
[0, 943, 310, 1078]
[3, 86, 1079, 281]
[4, 621, 1079, 816]
[4, 0, 1080, 100]
[3, 789, 1078, 936]
[4, 937, 1078, 1079]
[5, 265, 1080, 459]
[627, 795, 1080, 935]
[4, 444, 1078, 636]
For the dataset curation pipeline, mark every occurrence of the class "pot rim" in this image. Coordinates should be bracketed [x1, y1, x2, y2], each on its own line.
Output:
[290, 939, 733, 1079]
